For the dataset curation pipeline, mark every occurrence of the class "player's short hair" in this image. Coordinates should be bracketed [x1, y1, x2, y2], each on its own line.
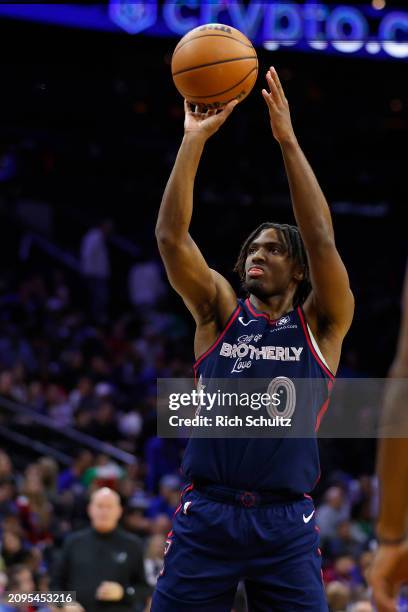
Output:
[233, 222, 311, 307]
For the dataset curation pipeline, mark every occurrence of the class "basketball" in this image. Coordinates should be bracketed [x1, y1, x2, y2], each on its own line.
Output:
[171, 23, 258, 108]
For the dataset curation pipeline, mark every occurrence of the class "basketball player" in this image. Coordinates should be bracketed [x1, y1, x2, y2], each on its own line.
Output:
[371, 263, 408, 612]
[152, 67, 354, 611]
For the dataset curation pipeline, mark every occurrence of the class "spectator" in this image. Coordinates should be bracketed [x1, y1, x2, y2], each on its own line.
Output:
[0, 372, 22, 403]
[83, 455, 124, 491]
[26, 381, 45, 413]
[128, 257, 166, 309]
[143, 535, 165, 588]
[0, 532, 31, 568]
[18, 466, 52, 545]
[57, 450, 94, 494]
[146, 475, 181, 520]
[45, 385, 71, 427]
[356, 550, 373, 594]
[2, 564, 50, 612]
[68, 377, 96, 413]
[91, 401, 120, 443]
[36, 458, 58, 500]
[348, 603, 373, 612]
[0, 453, 13, 481]
[316, 486, 350, 540]
[323, 520, 367, 560]
[123, 493, 152, 539]
[0, 484, 15, 521]
[331, 555, 360, 590]
[144, 439, 183, 493]
[325, 580, 351, 611]
[80, 219, 112, 323]
[0, 570, 7, 606]
[51, 487, 150, 612]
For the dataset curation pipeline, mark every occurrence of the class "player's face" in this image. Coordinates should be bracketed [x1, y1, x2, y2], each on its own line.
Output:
[244, 228, 300, 299]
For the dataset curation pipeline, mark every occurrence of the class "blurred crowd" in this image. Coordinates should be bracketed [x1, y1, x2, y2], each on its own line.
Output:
[0, 16, 407, 612]
[0, 259, 382, 611]
[0, 449, 381, 611]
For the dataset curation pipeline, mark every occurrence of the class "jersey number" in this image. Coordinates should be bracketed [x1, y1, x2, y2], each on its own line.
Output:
[266, 376, 296, 419]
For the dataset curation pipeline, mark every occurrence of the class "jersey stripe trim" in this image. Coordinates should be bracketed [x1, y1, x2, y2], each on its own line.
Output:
[297, 306, 335, 380]
[313, 470, 322, 490]
[193, 304, 241, 376]
[246, 297, 273, 321]
[315, 379, 334, 431]
[245, 297, 295, 324]
[173, 483, 194, 518]
[307, 323, 331, 370]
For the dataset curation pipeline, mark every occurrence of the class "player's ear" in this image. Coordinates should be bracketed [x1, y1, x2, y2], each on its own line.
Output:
[293, 264, 305, 282]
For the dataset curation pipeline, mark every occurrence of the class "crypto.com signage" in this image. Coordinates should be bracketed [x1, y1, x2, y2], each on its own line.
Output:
[109, 2, 408, 60]
[0, 3, 407, 60]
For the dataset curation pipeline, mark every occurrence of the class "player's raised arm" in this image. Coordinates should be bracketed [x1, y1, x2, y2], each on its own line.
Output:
[155, 100, 238, 324]
[371, 263, 408, 612]
[262, 68, 354, 350]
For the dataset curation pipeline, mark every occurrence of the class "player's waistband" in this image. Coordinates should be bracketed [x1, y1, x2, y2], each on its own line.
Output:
[194, 480, 305, 508]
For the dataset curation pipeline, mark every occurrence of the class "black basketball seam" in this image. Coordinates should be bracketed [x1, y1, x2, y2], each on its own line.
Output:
[173, 33, 255, 56]
[172, 56, 257, 77]
[178, 65, 258, 99]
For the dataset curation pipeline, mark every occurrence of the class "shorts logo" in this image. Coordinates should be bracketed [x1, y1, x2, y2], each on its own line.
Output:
[303, 510, 315, 524]
[183, 501, 192, 515]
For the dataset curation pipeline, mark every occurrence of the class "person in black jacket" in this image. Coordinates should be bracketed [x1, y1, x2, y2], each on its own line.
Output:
[51, 487, 151, 612]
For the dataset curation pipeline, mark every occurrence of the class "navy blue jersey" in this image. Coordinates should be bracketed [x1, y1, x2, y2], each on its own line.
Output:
[181, 298, 334, 493]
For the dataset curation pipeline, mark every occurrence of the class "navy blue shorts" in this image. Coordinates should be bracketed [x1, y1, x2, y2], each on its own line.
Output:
[151, 484, 327, 611]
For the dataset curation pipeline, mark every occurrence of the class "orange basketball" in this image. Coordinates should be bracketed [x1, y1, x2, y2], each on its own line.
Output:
[171, 23, 258, 108]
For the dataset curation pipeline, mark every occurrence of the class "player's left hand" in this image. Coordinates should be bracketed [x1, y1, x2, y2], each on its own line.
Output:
[96, 580, 124, 601]
[370, 541, 408, 612]
[262, 67, 296, 145]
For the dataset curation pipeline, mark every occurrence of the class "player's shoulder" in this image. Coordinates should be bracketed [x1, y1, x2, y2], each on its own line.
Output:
[210, 268, 234, 291]
[210, 269, 239, 320]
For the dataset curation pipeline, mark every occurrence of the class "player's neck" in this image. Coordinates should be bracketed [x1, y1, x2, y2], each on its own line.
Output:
[248, 294, 295, 321]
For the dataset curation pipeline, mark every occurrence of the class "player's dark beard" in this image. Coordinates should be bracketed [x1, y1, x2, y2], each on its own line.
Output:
[242, 279, 271, 300]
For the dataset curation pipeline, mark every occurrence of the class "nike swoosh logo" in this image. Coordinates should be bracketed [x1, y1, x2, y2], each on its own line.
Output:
[303, 510, 315, 524]
[238, 317, 257, 326]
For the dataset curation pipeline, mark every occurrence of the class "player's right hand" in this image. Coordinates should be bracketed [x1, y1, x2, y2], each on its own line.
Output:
[183, 99, 238, 141]
[370, 541, 408, 612]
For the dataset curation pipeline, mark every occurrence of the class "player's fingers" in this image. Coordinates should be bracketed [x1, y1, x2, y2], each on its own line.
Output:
[371, 579, 398, 612]
[262, 88, 276, 111]
[184, 100, 192, 114]
[374, 593, 397, 612]
[270, 66, 286, 102]
[266, 71, 281, 106]
[224, 99, 239, 114]
[216, 99, 238, 121]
